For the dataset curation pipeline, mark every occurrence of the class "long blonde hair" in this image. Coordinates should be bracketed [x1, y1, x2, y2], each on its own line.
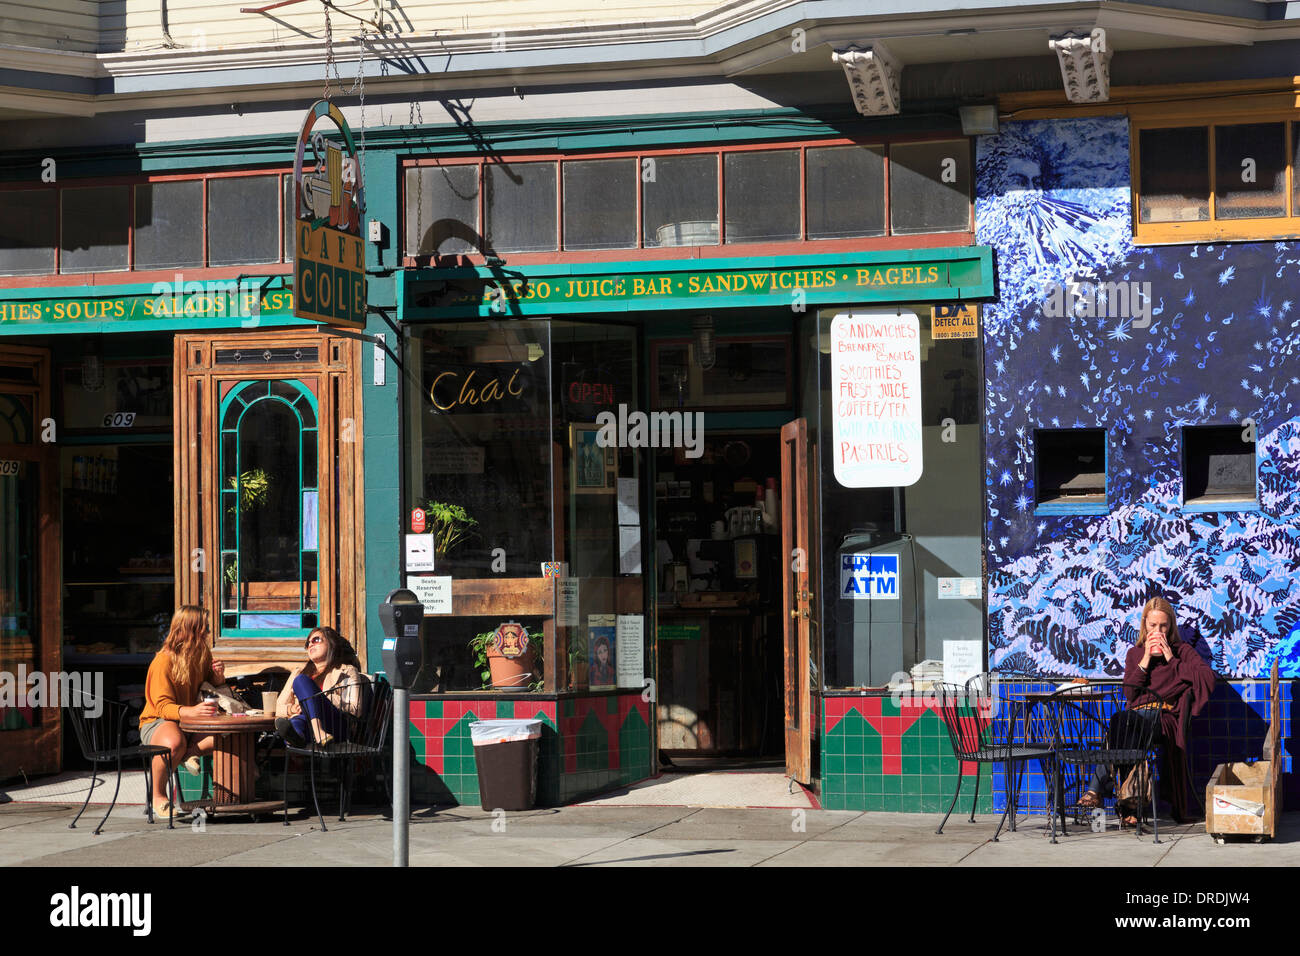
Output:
[164, 605, 212, 689]
[1137, 596, 1181, 647]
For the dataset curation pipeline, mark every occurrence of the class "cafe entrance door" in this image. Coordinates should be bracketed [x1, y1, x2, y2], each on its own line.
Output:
[0, 345, 61, 778]
[173, 329, 365, 669]
[780, 417, 819, 785]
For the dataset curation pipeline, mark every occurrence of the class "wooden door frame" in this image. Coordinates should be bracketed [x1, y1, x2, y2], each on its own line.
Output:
[174, 330, 365, 671]
[0, 345, 61, 777]
[781, 417, 819, 785]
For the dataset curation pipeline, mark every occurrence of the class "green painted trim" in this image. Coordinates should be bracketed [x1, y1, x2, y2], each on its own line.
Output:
[0, 277, 313, 336]
[0, 107, 955, 181]
[400, 246, 994, 320]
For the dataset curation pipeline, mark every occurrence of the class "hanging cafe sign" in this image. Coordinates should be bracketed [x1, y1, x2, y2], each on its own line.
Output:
[402, 248, 994, 319]
[292, 100, 367, 329]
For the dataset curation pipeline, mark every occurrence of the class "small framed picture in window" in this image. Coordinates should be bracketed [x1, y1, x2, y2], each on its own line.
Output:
[571, 423, 614, 494]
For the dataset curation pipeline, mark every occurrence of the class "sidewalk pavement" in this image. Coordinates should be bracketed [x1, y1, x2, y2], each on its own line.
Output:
[2, 801, 1296, 866]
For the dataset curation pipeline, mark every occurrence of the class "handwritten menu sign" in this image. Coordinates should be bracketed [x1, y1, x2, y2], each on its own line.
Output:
[830, 311, 923, 488]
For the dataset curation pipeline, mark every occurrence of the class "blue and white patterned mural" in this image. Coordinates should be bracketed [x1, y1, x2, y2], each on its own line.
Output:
[977, 116, 1300, 679]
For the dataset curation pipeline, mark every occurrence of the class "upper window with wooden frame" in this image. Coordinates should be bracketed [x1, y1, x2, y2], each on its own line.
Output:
[403, 136, 973, 266]
[1133, 115, 1300, 243]
[0, 170, 295, 283]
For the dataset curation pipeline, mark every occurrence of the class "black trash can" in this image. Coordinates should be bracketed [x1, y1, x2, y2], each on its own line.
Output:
[470, 719, 542, 811]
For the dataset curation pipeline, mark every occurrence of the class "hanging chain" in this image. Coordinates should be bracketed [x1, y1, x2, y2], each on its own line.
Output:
[322, 4, 334, 101]
[410, 94, 424, 256]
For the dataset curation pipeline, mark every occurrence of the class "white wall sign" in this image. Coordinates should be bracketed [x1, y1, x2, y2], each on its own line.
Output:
[408, 575, 452, 614]
[616, 614, 644, 689]
[557, 578, 580, 627]
[404, 534, 435, 572]
[943, 640, 983, 685]
[937, 577, 983, 600]
[830, 311, 923, 488]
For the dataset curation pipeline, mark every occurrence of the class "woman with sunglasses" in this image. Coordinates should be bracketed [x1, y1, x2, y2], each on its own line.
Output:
[274, 626, 363, 748]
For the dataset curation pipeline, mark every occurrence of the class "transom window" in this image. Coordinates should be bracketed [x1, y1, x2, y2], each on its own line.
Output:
[219, 379, 319, 635]
[403, 138, 973, 262]
[0, 172, 295, 279]
[1134, 115, 1300, 243]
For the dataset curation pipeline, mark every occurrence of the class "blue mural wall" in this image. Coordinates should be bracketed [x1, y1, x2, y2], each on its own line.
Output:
[977, 116, 1300, 679]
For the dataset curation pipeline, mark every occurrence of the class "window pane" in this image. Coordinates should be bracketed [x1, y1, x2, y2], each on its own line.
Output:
[486, 162, 558, 253]
[207, 176, 279, 267]
[234, 397, 301, 603]
[0, 190, 55, 276]
[405, 165, 479, 257]
[889, 140, 971, 235]
[61, 186, 129, 274]
[807, 146, 885, 240]
[134, 180, 203, 270]
[1139, 127, 1209, 223]
[1215, 123, 1286, 220]
[563, 159, 636, 250]
[283, 173, 294, 262]
[724, 150, 800, 243]
[643, 154, 719, 247]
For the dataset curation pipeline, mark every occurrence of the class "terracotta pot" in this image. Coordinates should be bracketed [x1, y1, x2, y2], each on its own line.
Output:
[486, 645, 536, 689]
[569, 661, 589, 690]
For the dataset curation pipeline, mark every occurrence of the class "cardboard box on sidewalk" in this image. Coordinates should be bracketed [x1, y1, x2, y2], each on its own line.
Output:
[1205, 660, 1281, 843]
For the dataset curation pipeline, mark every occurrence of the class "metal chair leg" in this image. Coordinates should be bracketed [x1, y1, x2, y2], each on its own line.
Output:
[282, 749, 291, 827]
[70, 763, 98, 829]
[969, 764, 981, 824]
[143, 759, 156, 825]
[1151, 757, 1161, 845]
[936, 764, 965, 835]
[992, 761, 1015, 842]
[94, 753, 125, 835]
[339, 759, 350, 822]
[309, 753, 327, 832]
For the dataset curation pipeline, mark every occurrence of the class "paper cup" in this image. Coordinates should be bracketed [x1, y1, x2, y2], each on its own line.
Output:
[262, 691, 278, 714]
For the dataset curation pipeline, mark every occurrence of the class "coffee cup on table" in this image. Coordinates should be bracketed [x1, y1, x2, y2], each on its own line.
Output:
[262, 691, 278, 714]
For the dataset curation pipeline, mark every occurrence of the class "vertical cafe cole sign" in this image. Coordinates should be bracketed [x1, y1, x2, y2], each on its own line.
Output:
[830, 311, 923, 487]
[293, 100, 366, 328]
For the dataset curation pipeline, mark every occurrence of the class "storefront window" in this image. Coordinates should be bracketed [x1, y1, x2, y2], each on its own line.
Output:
[0, 190, 56, 277]
[208, 175, 281, 267]
[815, 306, 983, 688]
[61, 186, 130, 274]
[0, 458, 37, 730]
[134, 181, 204, 270]
[405, 320, 645, 694]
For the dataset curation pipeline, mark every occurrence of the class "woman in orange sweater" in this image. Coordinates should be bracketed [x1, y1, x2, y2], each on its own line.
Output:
[138, 605, 225, 819]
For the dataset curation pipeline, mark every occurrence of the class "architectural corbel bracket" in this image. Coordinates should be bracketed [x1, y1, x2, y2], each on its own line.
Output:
[832, 41, 901, 117]
[1049, 28, 1112, 104]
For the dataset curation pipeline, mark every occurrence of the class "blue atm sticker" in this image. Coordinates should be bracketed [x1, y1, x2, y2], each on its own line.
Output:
[841, 553, 900, 600]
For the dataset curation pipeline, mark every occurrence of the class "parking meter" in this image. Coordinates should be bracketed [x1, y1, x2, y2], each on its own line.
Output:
[379, 588, 424, 689]
[380, 587, 424, 867]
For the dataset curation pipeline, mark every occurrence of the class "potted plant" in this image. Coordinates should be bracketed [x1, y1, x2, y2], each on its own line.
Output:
[417, 499, 479, 557]
[567, 632, 588, 690]
[469, 622, 540, 690]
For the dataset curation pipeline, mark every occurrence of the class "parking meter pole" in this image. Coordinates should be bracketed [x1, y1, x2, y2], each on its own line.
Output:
[393, 687, 410, 867]
[379, 587, 424, 870]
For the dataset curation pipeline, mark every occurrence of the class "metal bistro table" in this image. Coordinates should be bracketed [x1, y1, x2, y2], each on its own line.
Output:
[1007, 687, 1109, 831]
[178, 712, 283, 818]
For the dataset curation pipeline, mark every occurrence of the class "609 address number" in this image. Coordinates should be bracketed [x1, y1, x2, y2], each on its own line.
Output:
[102, 412, 136, 428]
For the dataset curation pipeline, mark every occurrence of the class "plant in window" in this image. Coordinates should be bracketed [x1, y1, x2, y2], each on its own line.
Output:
[467, 623, 541, 691]
[227, 468, 271, 514]
[567, 631, 588, 690]
[418, 499, 479, 556]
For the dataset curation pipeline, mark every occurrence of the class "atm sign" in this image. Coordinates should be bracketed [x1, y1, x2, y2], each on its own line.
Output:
[841, 553, 900, 600]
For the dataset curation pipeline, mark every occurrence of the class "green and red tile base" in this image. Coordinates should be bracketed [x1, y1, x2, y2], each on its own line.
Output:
[821, 694, 993, 813]
[409, 693, 653, 807]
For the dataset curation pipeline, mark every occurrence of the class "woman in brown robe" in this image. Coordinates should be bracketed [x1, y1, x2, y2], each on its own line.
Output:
[1079, 596, 1216, 824]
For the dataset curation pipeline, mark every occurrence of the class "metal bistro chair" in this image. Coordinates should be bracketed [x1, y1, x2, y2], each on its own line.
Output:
[279, 675, 393, 831]
[935, 675, 1049, 840]
[1048, 684, 1165, 843]
[63, 690, 177, 833]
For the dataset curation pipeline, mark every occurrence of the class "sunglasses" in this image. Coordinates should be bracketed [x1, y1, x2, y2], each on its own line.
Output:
[305, 635, 325, 648]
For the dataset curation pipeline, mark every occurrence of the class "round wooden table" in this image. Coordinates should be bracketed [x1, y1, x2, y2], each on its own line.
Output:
[178, 712, 283, 817]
